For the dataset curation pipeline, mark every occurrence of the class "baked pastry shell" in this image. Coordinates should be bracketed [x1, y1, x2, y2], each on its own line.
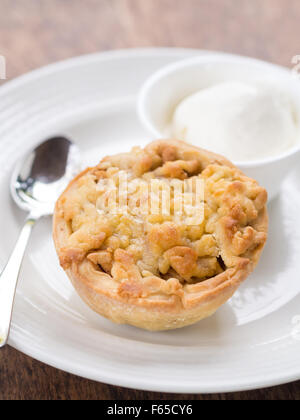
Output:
[53, 140, 268, 331]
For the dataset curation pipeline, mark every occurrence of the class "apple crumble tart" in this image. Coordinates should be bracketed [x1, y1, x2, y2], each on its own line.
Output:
[53, 140, 268, 330]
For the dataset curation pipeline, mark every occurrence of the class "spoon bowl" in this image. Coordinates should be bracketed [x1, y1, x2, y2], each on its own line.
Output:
[11, 137, 81, 216]
[0, 136, 81, 347]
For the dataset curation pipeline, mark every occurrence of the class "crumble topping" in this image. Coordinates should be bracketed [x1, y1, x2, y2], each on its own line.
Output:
[56, 141, 267, 286]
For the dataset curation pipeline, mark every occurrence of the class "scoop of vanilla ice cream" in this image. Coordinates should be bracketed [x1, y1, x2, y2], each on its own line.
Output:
[172, 81, 298, 162]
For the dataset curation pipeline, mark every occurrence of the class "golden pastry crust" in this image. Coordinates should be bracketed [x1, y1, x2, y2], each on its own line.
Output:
[53, 140, 268, 330]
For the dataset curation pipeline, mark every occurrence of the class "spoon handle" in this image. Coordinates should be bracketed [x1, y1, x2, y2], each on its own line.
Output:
[0, 214, 38, 348]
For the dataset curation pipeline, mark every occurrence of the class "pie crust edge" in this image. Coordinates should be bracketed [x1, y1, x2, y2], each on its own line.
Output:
[53, 140, 268, 331]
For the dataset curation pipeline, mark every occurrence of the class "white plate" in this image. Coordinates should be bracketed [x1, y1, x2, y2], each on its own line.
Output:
[0, 48, 299, 394]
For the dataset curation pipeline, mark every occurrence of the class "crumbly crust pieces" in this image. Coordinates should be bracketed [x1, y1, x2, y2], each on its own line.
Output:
[53, 140, 268, 330]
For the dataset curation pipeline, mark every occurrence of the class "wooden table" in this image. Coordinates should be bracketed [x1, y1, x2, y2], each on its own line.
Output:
[0, 0, 299, 400]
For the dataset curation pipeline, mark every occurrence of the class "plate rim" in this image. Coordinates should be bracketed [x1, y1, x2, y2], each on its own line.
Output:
[10, 339, 300, 394]
[0, 47, 204, 94]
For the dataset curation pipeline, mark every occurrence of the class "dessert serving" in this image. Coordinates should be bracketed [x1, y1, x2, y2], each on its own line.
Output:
[53, 139, 268, 331]
[138, 55, 300, 201]
[172, 81, 299, 162]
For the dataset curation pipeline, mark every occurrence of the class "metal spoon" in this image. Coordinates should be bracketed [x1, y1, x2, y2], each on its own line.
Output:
[0, 137, 81, 348]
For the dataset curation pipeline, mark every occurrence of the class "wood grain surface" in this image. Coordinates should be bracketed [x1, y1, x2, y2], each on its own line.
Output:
[0, 0, 299, 400]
